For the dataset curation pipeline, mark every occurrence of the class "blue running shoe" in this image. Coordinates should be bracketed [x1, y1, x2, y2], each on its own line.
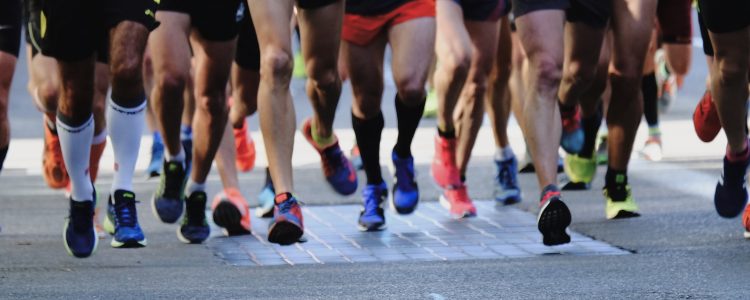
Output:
[494, 157, 521, 205]
[151, 160, 187, 223]
[302, 119, 358, 195]
[359, 183, 387, 231]
[715, 155, 750, 218]
[561, 107, 584, 154]
[103, 198, 116, 235]
[110, 190, 147, 248]
[146, 132, 164, 178]
[178, 191, 210, 244]
[390, 152, 419, 214]
[268, 193, 304, 245]
[256, 168, 276, 218]
[63, 195, 98, 258]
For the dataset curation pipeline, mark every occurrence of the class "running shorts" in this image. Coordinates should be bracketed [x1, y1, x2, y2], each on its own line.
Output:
[697, 8, 713, 56]
[454, 0, 510, 22]
[698, 0, 750, 34]
[25, 0, 108, 62]
[40, 0, 158, 62]
[298, 0, 340, 10]
[0, 0, 22, 57]
[159, 0, 243, 42]
[656, 0, 692, 44]
[343, 0, 435, 46]
[235, 3, 260, 71]
[512, 0, 611, 29]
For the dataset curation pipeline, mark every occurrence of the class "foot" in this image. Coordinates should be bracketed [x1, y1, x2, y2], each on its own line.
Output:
[109, 190, 147, 248]
[431, 135, 461, 188]
[563, 154, 596, 189]
[640, 135, 663, 162]
[211, 188, 252, 236]
[390, 152, 419, 214]
[494, 157, 521, 205]
[596, 133, 608, 166]
[422, 89, 438, 118]
[537, 185, 571, 246]
[603, 185, 640, 219]
[301, 118, 358, 196]
[350, 144, 363, 171]
[693, 90, 721, 143]
[177, 191, 210, 244]
[151, 160, 187, 224]
[42, 117, 69, 189]
[267, 193, 304, 246]
[560, 106, 585, 154]
[715, 153, 750, 218]
[234, 119, 256, 173]
[63, 195, 98, 258]
[358, 183, 387, 232]
[439, 184, 477, 219]
[256, 179, 275, 218]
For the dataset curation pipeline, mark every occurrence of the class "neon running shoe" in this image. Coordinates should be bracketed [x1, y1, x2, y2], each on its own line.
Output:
[146, 132, 164, 177]
[293, 51, 306, 78]
[178, 191, 210, 244]
[560, 106, 584, 154]
[42, 117, 69, 189]
[358, 182, 387, 232]
[234, 119, 256, 173]
[494, 157, 521, 205]
[715, 151, 750, 218]
[211, 188, 251, 236]
[390, 151, 419, 214]
[301, 118, 358, 195]
[63, 193, 98, 258]
[267, 193, 304, 245]
[423, 89, 438, 118]
[109, 190, 147, 248]
[640, 134, 663, 162]
[439, 184, 477, 219]
[537, 185, 571, 246]
[563, 154, 596, 191]
[431, 135, 461, 188]
[693, 90, 721, 143]
[596, 132, 608, 166]
[604, 185, 640, 219]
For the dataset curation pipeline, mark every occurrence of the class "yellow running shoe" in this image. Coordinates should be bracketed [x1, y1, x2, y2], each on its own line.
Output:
[564, 154, 596, 184]
[423, 89, 438, 118]
[604, 185, 640, 219]
[293, 52, 306, 78]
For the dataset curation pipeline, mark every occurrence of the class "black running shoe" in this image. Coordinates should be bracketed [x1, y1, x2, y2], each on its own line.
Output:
[715, 155, 750, 218]
[537, 185, 571, 246]
[178, 191, 210, 244]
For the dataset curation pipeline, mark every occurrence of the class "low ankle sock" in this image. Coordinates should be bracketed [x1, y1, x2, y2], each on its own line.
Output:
[580, 105, 603, 158]
[393, 95, 425, 158]
[185, 180, 206, 195]
[352, 111, 384, 185]
[642, 72, 659, 128]
[180, 125, 192, 141]
[311, 119, 335, 148]
[495, 146, 515, 161]
[605, 168, 628, 201]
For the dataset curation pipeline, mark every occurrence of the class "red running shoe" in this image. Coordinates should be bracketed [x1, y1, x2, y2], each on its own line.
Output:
[431, 135, 461, 189]
[233, 119, 256, 173]
[693, 90, 721, 143]
[211, 187, 252, 236]
[439, 184, 476, 219]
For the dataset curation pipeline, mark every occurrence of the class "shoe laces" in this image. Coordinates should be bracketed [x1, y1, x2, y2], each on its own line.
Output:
[70, 201, 94, 232]
[277, 198, 298, 215]
[362, 185, 385, 213]
[393, 158, 416, 191]
[448, 186, 471, 205]
[496, 160, 518, 189]
[115, 198, 138, 228]
[321, 145, 346, 177]
[186, 193, 207, 226]
[162, 161, 185, 199]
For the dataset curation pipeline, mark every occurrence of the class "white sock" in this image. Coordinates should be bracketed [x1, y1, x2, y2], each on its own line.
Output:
[57, 116, 94, 202]
[185, 180, 206, 195]
[166, 147, 185, 163]
[92, 130, 107, 145]
[495, 146, 515, 161]
[107, 99, 146, 193]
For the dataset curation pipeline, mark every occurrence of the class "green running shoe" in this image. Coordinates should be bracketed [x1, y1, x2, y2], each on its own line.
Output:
[604, 185, 640, 219]
[423, 89, 438, 118]
[293, 52, 306, 78]
[564, 154, 596, 185]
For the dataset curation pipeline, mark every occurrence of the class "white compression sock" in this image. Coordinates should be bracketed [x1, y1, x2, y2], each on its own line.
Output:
[495, 146, 515, 161]
[107, 99, 146, 193]
[57, 116, 94, 201]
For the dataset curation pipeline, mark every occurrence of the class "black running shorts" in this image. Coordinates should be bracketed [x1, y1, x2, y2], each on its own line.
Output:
[698, 0, 750, 34]
[298, 0, 340, 10]
[512, 0, 610, 29]
[0, 0, 22, 57]
[235, 4, 260, 71]
[40, 0, 158, 62]
[159, 0, 243, 42]
[697, 8, 713, 56]
[453, 0, 511, 22]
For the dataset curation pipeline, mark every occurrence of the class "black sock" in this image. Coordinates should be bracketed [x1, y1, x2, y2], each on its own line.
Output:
[393, 95, 425, 158]
[352, 111, 384, 185]
[0, 144, 7, 173]
[605, 168, 628, 201]
[437, 127, 455, 139]
[642, 73, 658, 128]
[559, 102, 576, 113]
[580, 105, 603, 158]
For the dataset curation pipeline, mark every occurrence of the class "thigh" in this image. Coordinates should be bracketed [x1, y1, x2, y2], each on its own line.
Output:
[514, 10, 565, 63]
[247, 0, 294, 55]
[190, 35, 237, 97]
[389, 16, 436, 90]
[345, 38, 387, 117]
[297, 0, 344, 71]
[436, 0, 472, 61]
[148, 12, 192, 82]
[465, 20, 501, 76]
[610, 0, 657, 74]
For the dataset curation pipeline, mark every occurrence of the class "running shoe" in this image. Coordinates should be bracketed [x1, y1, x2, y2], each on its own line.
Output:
[178, 191, 210, 244]
[742, 204, 750, 239]
[63, 194, 98, 258]
[640, 135, 663, 162]
[301, 118, 358, 195]
[537, 185, 571, 246]
[234, 119, 256, 173]
[211, 188, 251, 236]
[293, 51, 306, 78]
[693, 90, 721, 143]
[596, 133, 608, 166]
[494, 157, 521, 205]
[603, 185, 640, 219]
[42, 117, 69, 189]
[431, 135, 461, 188]
[655, 50, 677, 113]
[109, 190, 147, 248]
[563, 154, 596, 190]
[358, 182, 387, 232]
[439, 184, 477, 219]
[268, 193, 304, 245]
[390, 151, 419, 214]
[89, 141, 106, 182]
[256, 172, 276, 218]
[151, 160, 188, 224]
[351, 144, 363, 170]
[560, 106, 584, 154]
[146, 132, 164, 178]
[518, 154, 564, 174]
[715, 153, 750, 218]
[423, 89, 438, 118]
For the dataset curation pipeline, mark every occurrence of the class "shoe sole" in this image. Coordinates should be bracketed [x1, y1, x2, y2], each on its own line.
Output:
[62, 219, 98, 258]
[439, 195, 476, 219]
[176, 227, 209, 244]
[102, 214, 115, 236]
[744, 230, 750, 239]
[537, 199, 572, 246]
[357, 223, 387, 232]
[111, 238, 147, 248]
[255, 205, 274, 218]
[212, 201, 251, 236]
[268, 221, 303, 246]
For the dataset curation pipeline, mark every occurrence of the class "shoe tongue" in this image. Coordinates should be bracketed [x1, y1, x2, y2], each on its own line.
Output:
[114, 190, 135, 201]
[275, 192, 293, 204]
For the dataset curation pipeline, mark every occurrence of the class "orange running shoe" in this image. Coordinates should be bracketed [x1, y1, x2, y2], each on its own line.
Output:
[743, 204, 750, 239]
[693, 90, 721, 143]
[42, 117, 69, 189]
[89, 140, 106, 182]
[431, 135, 461, 189]
[439, 184, 477, 219]
[233, 119, 256, 173]
[211, 187, 252, 236]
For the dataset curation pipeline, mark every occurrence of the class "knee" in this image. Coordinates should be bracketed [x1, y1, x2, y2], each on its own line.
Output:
[442, 49, 471, 80]
[155, 71, 188, 99]
[110, 57, 143, 88]
[395, 79, 427, 104]
[195, 91, 228, 118]
[714, 57, 750, 86]
[563, 60, 597, 87]
[36, 81, 60, 113]
[308, 68, 340, 94]
[261, 48, 293, 84]
[529, 54, 562, 92]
